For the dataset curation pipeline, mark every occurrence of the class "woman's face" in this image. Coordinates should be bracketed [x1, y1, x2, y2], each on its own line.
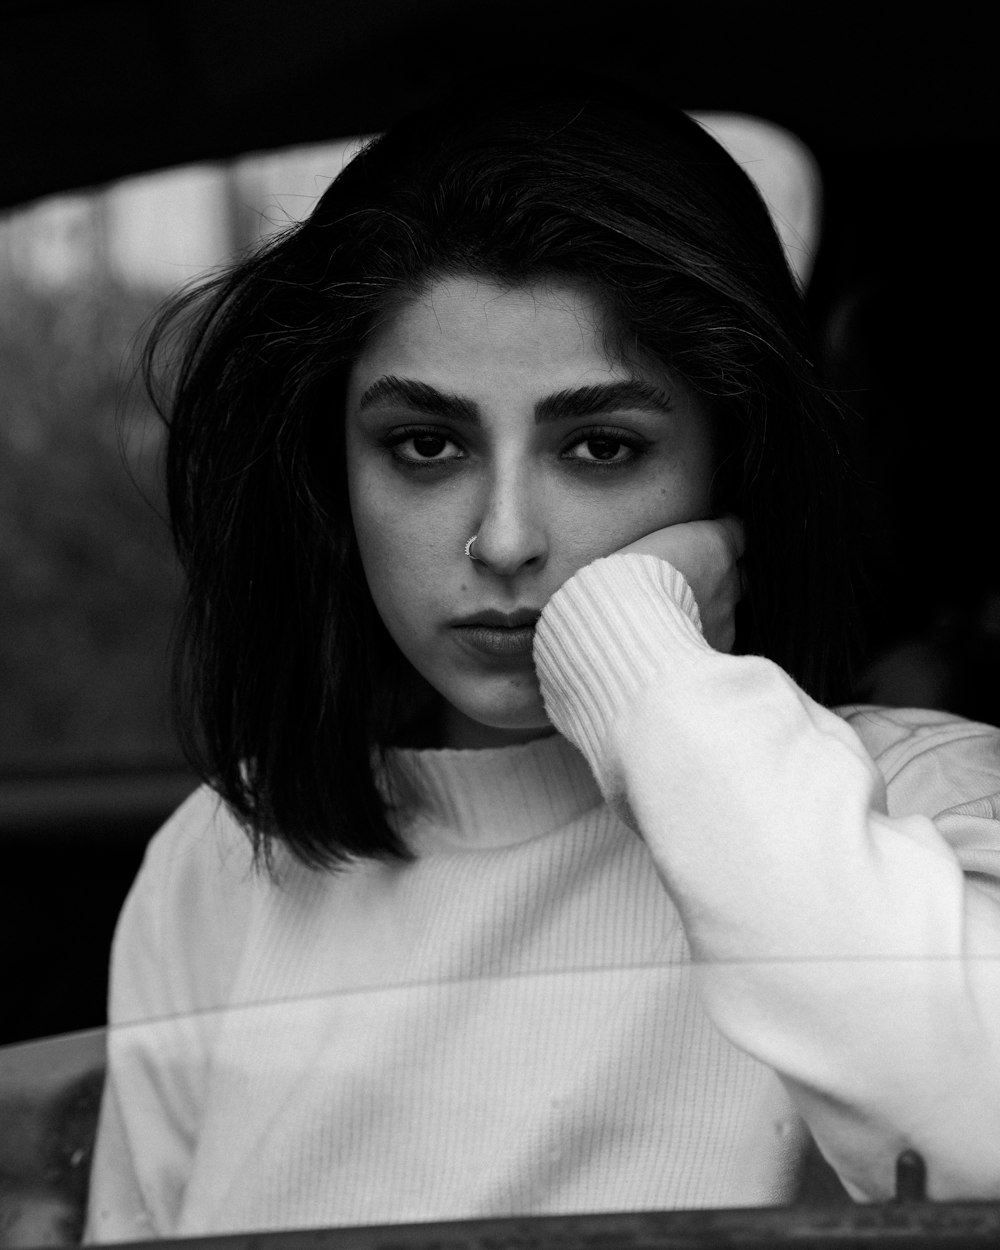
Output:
[345, 275, 718, 749]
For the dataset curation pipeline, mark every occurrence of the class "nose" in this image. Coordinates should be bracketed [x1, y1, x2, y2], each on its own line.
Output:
[469, 460, 548, 576]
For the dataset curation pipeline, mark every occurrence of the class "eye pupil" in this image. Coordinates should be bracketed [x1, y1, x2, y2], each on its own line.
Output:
[587, 438, 621, 461]
[413, 434, 446, 457]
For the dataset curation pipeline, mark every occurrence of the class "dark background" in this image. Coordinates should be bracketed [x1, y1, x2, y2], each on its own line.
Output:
[1, 0, 997, 1044]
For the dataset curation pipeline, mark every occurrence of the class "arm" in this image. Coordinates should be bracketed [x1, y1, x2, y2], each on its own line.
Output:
[534, 550, 1000, 1201]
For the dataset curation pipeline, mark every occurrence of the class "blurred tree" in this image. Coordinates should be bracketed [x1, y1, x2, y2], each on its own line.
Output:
[0, 275, 183, 771]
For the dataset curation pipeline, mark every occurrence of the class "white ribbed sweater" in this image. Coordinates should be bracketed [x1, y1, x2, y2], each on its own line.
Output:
[86, 555, 1000, 1240]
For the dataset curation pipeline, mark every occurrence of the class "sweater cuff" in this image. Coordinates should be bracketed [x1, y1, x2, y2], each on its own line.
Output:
[533, 553, 712, 788]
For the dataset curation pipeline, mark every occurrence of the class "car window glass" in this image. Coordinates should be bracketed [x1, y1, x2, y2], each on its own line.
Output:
[1, 958, 994, 1248]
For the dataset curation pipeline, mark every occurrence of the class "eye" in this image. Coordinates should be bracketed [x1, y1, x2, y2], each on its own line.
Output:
[563, 428, 643, 467]
[385, 427, 465, 466]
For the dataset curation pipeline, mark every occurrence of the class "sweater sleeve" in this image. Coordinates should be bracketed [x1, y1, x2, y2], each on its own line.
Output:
[533, 552, 1000, 1202]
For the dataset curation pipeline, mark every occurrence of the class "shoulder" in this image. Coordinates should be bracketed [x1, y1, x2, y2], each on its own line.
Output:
[131, 784, 260, 931]
[111, 785, 261, 1021]
[837, 704, 1000, 879]
[837, 705, 1000, 808]
[138, 782, 256, 883]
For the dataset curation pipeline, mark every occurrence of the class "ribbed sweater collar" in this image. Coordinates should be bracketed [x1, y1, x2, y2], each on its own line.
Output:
[384, 732, 602, 852]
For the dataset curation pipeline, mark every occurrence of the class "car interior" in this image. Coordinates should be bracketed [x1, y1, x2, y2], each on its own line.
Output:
[1, 2, 997, 1245]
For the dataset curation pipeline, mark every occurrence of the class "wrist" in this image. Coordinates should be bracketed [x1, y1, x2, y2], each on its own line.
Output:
[534, 553, 710, 776]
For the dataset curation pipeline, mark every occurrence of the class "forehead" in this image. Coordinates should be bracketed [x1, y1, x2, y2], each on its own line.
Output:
[347, 275, 634, 398]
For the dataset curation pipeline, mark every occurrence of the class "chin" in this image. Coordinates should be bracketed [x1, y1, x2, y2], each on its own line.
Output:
[441, 693, 554, 749]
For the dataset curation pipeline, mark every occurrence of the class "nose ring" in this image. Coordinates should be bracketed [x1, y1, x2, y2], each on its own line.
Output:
[464, 534, 482, 562]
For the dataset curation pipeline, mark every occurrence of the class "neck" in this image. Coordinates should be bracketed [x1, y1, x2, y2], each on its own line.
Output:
[386, 681, 557, 751]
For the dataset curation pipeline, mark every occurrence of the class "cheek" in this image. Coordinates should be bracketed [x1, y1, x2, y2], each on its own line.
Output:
[348, 459, 403, 609]
[349, 473, 453, 637]
[567, 461, 717, 566]
[348, 449, 402, 562]
[353, 502, 414, 600]
[652, 438, 719, 525]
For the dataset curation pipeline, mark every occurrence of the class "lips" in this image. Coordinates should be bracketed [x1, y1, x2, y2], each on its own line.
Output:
[454, 608, 542, 629]
[451, 608, 542, 658]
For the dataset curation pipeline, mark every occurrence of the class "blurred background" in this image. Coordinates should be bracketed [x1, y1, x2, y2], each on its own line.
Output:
[0, 136, 368, 1044]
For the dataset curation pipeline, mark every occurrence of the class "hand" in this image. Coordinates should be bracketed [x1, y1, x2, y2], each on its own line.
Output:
[616, 516, 745, 652]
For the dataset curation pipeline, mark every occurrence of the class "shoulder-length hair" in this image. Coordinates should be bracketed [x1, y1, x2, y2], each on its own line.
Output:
[146, 73, 866, 871]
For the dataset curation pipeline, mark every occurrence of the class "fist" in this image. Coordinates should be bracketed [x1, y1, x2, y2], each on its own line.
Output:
[616, 516, 745, 652]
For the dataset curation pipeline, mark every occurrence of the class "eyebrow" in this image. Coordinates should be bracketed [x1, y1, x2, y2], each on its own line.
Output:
[356, 375, 674, 423]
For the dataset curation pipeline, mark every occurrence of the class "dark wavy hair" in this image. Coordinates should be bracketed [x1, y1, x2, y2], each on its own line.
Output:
[145, 74, 865, 871]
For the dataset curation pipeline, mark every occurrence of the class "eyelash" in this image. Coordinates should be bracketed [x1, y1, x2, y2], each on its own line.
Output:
[381, 425, 648, 471]
[563, 425, 647, 469]
[382, 426, 465, 469]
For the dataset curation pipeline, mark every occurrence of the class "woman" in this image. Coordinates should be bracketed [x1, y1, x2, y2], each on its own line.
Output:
[85, 76, 1000, 1238]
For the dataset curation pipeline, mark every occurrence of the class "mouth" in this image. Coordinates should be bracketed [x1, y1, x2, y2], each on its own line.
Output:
[454, 608, 543, 629]
[450, 608, 542, 658]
